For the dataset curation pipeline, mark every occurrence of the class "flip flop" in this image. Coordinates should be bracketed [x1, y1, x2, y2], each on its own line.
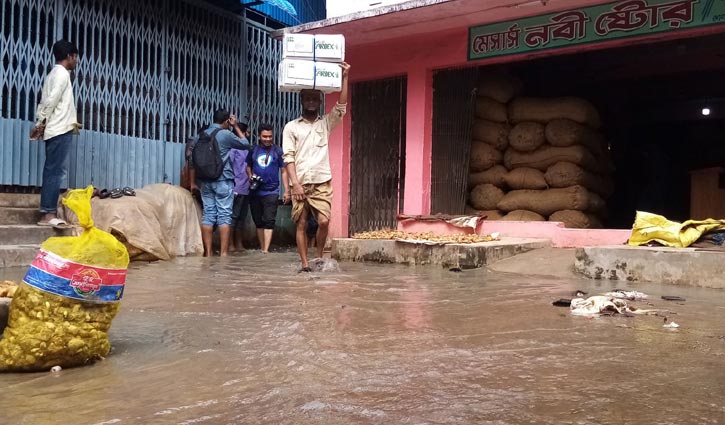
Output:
[298, 267, 312, 273]
[122, 187, 136, 196]
[110, 188, 124, 199]
[99, 189, 111, 199]
[37, 218, 71, 229]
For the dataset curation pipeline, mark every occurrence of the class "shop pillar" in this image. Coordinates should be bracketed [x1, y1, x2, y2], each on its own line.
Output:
[402, 67, 434, 216]
[325, 91, 351, 239]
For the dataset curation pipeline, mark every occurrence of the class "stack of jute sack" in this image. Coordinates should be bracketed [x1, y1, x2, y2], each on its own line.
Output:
[466, 73, 522, 221]
[278, 34, 345, 93]
[467, 75, 614, 228]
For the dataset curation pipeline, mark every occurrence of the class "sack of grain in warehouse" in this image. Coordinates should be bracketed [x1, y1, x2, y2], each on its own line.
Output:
[544, 119, 606, 156]
[470, 141, 503, 172]
[544, 162, 614, 197]
[500, 210, 546, 221]
[508, 97, 601, 128]
[472, 120, 510, 151]
[469, 184, 505, 211]
[503, 167, 548, 190]
[464, 207, 504, 220]
[508, 122, 546, 153]
[468, 165, 507, 189]
[475, 97, 508, 123]
[504, 145, 600, 173]
[496, 185, 592, 216]
[549, 210, 603, 229]
[477, 72, 523, 104]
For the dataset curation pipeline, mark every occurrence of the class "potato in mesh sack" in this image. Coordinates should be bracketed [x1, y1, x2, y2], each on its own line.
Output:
[0, 186, 129, 372]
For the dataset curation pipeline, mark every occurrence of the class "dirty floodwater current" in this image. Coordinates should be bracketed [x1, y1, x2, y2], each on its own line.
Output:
[1, 251, 724, 425]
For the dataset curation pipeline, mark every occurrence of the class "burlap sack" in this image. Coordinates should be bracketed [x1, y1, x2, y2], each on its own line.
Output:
[475, 97, 508, 123]
[472, 120, 509, 151]
[508, 122, 546, 153]
[587, 191, 606, 213]
[504, 145, 600, 173]
[496, 185, 591, 216]
[508, 97, 601, 128]
[545, 119, 606, 156]
[503, 167, 548, 190]
[500, 210, 546, 221]
[477, 73, 523, 104]
[470, 141, 503, 172]
[549, 210, 603, 229]
[469, 184, 505, 210]
[464, 207, 504, 220]
[544, 162, 614, 197]
[468, 165, 507, 189]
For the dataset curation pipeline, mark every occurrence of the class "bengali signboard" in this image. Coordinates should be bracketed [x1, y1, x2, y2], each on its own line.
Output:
[468, 0, 725, 61]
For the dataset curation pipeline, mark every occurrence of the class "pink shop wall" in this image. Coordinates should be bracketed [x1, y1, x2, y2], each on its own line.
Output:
[321, 3, 725, 239]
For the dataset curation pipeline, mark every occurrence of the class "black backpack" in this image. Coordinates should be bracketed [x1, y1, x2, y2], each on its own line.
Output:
[192, 128, 224, 181]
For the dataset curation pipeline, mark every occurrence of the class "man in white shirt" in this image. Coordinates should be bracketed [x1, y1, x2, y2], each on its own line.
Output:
[30, 40, 79, 228]
[282, 62, 350, 272]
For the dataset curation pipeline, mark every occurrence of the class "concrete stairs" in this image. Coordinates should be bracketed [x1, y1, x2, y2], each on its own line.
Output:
[0, 193, 70, 268]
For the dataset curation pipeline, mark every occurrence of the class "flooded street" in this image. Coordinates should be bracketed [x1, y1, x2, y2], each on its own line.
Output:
[1, 251, 725, 424]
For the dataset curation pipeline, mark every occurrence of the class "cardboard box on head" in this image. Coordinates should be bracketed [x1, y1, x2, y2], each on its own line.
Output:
[278, 59, 342, 93]
[282, 34, 345, 63]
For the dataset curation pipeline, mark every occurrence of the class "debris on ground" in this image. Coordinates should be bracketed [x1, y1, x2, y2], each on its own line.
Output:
[552, 299, 572, 307]
[352, 229, 498, 244]
[605, 289, 649, 301]
[663, 322, 680, 328]
[570, 296, 663, 316]
[662, 295, 686, 302]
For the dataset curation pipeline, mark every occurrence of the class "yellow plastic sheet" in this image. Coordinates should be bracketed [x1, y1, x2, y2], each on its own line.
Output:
[628, 211, 725, 248]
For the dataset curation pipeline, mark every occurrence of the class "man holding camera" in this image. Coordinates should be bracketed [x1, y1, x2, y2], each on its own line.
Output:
[191, 109, 250, 257]
[246, 124, 289, 253]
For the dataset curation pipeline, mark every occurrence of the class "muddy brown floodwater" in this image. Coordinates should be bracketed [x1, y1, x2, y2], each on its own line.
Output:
[1, 251, 724, 424]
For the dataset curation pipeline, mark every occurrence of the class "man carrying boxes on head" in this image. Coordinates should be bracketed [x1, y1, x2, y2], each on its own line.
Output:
[278, 33, 350, 272]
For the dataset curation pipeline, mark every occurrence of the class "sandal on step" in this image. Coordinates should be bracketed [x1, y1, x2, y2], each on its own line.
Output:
[37, 218, 71, 229]
[110, 188, 124, 199]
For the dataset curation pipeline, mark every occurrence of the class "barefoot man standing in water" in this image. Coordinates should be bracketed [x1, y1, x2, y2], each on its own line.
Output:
[282, 62, 350, 272]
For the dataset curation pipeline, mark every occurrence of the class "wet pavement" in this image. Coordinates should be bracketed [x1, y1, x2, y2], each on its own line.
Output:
[1, 250, 725, 424]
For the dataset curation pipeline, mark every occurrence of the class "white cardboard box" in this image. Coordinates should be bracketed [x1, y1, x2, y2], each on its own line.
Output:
[278, 59, 342, 93]
[282, 34, 345, 63]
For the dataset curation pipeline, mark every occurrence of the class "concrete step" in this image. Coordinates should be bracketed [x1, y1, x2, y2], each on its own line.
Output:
[0, 207, 42, 225]
[0, 193, 40, 208]
[0, 244, 40, 268]
[0, 225, 72, 246]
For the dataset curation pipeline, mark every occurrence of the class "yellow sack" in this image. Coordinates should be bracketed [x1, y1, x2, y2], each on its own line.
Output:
[0, 186, 129, 372]
[628, 211, 725, 248]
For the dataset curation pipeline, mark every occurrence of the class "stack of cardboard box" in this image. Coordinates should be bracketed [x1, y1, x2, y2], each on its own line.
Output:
[278, 34, 345, 93]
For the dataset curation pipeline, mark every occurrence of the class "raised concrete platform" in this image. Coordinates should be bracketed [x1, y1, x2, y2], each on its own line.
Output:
[332, 237, 550, 268]
[398, 220, 630, 248]
[575, 246, 725, 289]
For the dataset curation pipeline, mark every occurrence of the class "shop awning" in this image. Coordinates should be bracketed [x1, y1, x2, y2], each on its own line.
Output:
[272, 0, 614, 46]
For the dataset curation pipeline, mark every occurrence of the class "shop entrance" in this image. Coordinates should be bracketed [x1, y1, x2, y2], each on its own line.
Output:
[457, 33, 725, 228]
[348, 76, 407, 234]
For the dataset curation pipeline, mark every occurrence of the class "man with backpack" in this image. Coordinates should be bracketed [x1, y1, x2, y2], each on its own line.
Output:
[246, 124, 289, 253]
[191, 109, 251, 257]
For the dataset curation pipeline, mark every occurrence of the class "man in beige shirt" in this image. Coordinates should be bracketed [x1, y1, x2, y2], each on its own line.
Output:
[283, 62, 350, 272]
[30, 40, 80, 228]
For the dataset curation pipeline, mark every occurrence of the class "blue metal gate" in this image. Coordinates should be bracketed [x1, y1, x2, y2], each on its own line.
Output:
[0, 0, 252, 190]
